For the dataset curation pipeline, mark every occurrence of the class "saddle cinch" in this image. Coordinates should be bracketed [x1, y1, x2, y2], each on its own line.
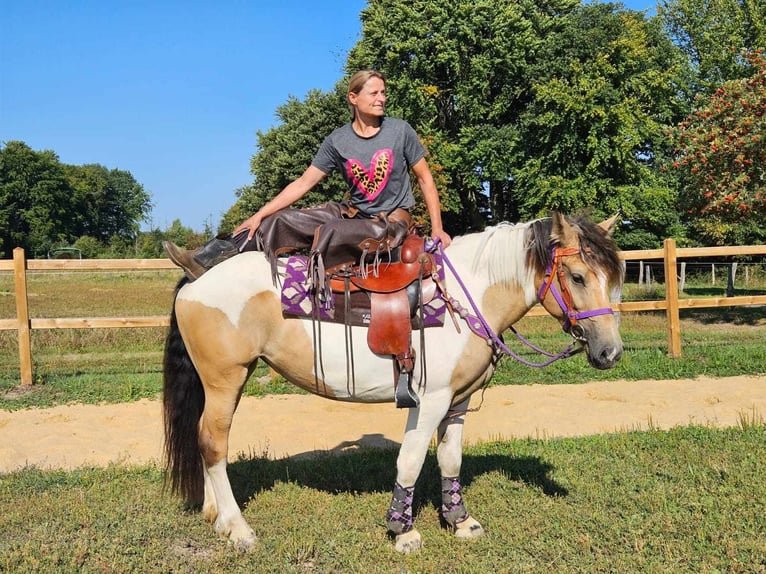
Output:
[283, 230, 441, 408]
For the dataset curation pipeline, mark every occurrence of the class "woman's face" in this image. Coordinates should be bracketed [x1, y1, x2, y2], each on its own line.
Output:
[350, 76, 387, 118]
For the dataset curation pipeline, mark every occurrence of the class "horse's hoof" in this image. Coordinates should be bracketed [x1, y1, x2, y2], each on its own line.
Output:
[454, 516, 484, 539]
[228, 525, 257, 551]
[215, 518, 257, 551]
[394, 530, 423, 553]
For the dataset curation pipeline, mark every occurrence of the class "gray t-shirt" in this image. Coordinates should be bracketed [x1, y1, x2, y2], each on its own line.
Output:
[311, 117, 426, 216]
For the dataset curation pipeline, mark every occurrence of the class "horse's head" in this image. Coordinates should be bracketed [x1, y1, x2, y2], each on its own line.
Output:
[533, 212, 624, 369]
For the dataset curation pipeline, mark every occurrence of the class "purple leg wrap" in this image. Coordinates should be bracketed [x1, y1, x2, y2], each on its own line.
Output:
[386, 482, 415, 534]
[441, 476, 469, 526]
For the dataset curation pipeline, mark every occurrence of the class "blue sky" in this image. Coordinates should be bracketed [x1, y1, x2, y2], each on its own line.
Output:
[1, 1, 654, 233]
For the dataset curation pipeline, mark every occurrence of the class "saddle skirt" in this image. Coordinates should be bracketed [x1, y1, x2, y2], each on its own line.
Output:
[280, 253, 447, 329]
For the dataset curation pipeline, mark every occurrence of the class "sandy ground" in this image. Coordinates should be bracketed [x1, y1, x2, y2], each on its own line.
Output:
[1, 375, 764, 473]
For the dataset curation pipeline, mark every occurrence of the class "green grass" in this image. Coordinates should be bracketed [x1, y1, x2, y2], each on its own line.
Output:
[493, 307, 766, 385]
[1, 425, 764, 573]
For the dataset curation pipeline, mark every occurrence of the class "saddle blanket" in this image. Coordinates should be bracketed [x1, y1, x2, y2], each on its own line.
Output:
[281, 255, 447, 329]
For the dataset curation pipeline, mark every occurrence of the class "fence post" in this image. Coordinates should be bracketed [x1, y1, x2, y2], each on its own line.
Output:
[663, 238, 681, 358]
[13, 248, 33, 385]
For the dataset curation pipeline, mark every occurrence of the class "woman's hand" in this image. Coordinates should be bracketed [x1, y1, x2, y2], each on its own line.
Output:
[431, 228, 452, 248]
[234, 213, 263, 242]
[233, 165, 327, 244]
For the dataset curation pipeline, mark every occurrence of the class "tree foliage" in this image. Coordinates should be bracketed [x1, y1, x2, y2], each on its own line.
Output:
[659, 0, 766, 92]
[64, 163, 152, 242]
[0, 141, 71, 257]
[0, 141, 151, 257]
[340, 0, 690, 244]
[514, 4, 691, 247]
[347, 0, 580, 230]
[226, 0, 765, 249]
[673, 50, 766, 245]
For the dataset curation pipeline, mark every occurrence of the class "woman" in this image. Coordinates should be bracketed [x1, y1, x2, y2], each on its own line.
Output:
[164, 70, 451, 281]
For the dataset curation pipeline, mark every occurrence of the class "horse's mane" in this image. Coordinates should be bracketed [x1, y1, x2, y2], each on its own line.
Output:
[470, 214, 624, 290]
[470, 221, 537, 286]
[525, 214, 624, 288]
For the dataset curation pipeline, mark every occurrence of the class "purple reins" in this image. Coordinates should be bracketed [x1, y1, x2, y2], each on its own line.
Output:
[430, 239, 613, 367]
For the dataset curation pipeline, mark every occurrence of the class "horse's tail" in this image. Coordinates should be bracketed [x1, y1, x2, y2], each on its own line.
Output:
[162, 278, 205, 505]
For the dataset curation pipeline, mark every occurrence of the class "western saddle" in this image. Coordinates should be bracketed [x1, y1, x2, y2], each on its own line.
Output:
[307, 230, 438, 408]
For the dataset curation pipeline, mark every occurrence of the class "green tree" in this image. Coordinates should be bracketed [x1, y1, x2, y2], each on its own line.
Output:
[71, 235, 105, 259]
[134, 228, 166, 259]
[0, 141, 153, 257]
[65, 163, 152, 242]
[348, 0, 579, 229]
[515, 4, 691, 247]
[660, 0, 766, 93]
[673, 50, 766, 245]
[346, 0, 689, 244]
[0, 141, 71, 257]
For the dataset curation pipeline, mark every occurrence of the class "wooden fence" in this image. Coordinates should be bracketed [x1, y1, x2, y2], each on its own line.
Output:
[2, 240, 766, 386]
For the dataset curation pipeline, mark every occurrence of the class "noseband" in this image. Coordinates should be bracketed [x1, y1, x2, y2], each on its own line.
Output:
[538, 245, 614, 340]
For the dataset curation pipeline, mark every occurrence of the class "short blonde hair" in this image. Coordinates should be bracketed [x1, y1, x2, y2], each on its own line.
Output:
[347, 70, 386, 118]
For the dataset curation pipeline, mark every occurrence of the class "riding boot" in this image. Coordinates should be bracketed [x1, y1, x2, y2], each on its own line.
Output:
[162, 238, 239, 281]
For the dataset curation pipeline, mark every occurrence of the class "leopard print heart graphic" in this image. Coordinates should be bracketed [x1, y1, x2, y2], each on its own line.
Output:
[346, 148, 394, 201]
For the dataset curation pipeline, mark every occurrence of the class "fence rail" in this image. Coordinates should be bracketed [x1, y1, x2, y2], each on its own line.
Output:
[2, 241, 766, 385]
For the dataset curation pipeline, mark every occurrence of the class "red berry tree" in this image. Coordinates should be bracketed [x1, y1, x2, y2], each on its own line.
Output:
[674, 50, 766, 245]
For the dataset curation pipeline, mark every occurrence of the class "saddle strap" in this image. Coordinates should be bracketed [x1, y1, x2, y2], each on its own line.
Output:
[367, 290, 412, 356]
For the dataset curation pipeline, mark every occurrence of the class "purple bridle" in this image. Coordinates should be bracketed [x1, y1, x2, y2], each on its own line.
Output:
[431, 240, 614, 367]
[537, 244, 615, 339]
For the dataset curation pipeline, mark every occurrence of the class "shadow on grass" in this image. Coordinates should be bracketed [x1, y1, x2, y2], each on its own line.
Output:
[227, 435, 567, 511]
[679, 305, 766, 326]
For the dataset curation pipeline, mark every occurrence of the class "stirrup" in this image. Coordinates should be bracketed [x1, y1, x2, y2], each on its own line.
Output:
[395, 370, 419, 409]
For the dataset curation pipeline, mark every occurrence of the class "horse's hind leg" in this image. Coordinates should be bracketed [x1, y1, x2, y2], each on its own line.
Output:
[437, 399, 484, 540]
[197, 369, 257, 550]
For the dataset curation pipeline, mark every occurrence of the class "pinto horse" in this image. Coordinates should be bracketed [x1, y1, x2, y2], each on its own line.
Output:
[163, 212, 624, 553]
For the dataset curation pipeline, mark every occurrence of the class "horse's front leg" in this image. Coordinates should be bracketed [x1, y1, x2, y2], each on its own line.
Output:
[198, 384, 256, 550]
[387, 388, 452, 553]
[436, 398, 485, 540]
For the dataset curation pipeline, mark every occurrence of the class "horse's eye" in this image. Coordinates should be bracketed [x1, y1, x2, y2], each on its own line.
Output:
[571, 273, 585, 286]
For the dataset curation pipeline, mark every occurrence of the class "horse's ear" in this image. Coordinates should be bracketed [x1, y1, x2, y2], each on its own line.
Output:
[598, 214, 620, 237]
[550, 212, 577, 245]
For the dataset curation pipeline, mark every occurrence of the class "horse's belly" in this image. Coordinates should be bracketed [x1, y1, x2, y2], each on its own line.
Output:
[270, 319, 464, 403]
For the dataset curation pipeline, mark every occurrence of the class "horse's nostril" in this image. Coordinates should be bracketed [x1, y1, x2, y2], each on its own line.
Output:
[590, 345, 623, 370]
[601, 346, 622, 367]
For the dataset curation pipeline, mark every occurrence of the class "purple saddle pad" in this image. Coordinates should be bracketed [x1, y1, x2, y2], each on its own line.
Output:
[280, 255, 447, 329]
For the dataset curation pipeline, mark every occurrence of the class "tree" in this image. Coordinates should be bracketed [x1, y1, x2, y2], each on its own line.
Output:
[673, 50, 766, 245]
[65, 163, 152, 242]
[514, 4, 691, 243]
[0, 141, 153, 257]
[660, 0, 766, 93]
[346, 0, 690, 243]
[0, 141, 72, 257]
[348, 0, 579, 229]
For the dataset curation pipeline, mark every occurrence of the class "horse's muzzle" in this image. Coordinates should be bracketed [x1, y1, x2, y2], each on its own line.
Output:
[587, 343, 623, 370]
